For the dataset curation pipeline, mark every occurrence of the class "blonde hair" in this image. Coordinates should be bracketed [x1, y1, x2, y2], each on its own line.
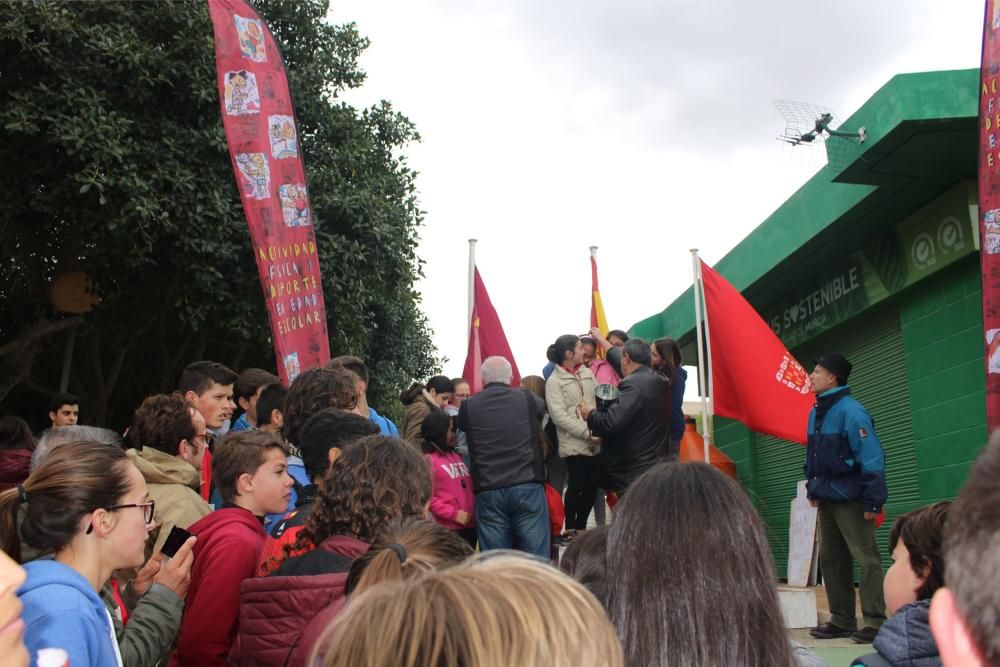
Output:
[311, 553, 623, 667]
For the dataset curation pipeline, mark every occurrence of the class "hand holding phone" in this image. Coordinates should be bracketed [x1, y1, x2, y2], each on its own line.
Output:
[161, 526, 194, 559]
[153, 527, 197, 599]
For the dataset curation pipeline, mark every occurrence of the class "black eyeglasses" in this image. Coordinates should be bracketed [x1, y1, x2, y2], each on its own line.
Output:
[86, 500, 156, 534]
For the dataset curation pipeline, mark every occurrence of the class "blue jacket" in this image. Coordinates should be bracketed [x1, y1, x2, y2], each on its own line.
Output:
[853, 599, 940, 667]
[20, 560, 121, 667]
[368, 407, 400, 437]
[805, 386, 887, 512]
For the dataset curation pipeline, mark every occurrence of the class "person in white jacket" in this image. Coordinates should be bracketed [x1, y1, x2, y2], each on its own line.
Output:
[545, 335, 599, 539]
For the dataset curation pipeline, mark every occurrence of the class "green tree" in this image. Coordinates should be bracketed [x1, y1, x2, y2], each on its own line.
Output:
[0, 0, 437, 428]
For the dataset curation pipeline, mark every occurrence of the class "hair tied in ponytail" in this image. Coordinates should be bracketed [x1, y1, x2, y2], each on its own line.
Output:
[16, 484, 27, 504]
[388, 543, 407, 564]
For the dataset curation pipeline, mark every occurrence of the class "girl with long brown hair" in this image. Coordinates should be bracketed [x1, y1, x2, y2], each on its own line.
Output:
[607, 461, 799, 666]
[0, 440, 154, 667]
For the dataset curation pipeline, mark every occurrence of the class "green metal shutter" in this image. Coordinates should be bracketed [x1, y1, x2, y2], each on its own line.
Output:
[752, 306, 919, 579]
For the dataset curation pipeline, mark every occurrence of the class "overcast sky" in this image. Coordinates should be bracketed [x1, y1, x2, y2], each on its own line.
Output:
[328, 0, 983, 386]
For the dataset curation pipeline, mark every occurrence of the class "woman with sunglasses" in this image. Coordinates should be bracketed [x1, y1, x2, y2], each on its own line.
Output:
[0, 440, 155, 667]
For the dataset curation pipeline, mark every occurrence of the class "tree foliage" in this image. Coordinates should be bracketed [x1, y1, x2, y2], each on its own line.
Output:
[0, 0, 437, 428]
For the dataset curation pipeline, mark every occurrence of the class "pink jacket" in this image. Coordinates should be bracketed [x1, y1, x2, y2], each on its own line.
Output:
[425, 450, 475, 530]
[589, 359, 620, 387]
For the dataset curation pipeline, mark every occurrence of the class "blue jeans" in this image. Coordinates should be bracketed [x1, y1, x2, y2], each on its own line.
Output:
[475, 483, 550, 559]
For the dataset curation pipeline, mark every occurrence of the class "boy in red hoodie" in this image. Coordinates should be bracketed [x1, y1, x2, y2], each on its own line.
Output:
[173, 430, 293, 666]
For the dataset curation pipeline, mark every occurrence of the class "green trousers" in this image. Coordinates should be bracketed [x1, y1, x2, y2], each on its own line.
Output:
[817, 500, 886, 630]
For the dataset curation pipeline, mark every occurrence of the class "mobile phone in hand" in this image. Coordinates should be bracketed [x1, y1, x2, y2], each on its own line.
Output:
[161, 525, 194, 559]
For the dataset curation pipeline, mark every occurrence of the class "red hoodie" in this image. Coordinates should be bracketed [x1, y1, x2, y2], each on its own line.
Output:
[173, 507, 265, 667]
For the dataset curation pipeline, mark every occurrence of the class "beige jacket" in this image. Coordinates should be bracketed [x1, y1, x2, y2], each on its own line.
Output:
[127, 447, 211, 556]
[545, 364, 598, 458]
[402, 391, 438, 444]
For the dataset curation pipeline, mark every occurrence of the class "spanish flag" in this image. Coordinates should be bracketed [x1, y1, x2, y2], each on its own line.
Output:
[590, 247, 609, 351]
[463, 267, 521, 393]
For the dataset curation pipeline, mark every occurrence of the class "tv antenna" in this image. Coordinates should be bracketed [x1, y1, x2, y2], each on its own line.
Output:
[773, 100, 866, 171]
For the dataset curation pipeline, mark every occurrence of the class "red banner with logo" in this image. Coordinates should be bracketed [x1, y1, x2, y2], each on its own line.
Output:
[701, 260, 813, 444]
[980, 0, 1000, 431]
[207, 0, 329, 384]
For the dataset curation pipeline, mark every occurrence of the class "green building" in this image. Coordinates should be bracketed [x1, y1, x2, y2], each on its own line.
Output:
[630, 68, 985, 576]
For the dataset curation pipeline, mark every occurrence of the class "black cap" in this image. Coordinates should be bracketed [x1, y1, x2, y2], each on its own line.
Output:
[814, 353, 852, 384]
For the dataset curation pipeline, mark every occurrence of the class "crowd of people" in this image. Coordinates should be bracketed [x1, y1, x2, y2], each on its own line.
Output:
[0, 336, 998, 667]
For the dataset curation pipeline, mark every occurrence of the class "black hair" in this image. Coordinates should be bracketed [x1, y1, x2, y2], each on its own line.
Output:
[235, 368, 279, 402]
[425, 376, 455, 395]
[419, 411, 453, 455]
[608, 330, 629, 344]
[298, 408, 380, 480]
[47, 393, 79, 413]
[622, 338, 651, 366]
[560, 525, 609, 609]
[178, 361, 238, 396]
[256, 383, 288, 427]
[546, 335, 579, 365]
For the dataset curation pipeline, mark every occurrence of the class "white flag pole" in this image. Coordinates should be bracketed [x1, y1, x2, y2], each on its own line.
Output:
[467, 238, 478, 333]
[698, 258, 715, 463]
[691, 249, 712, 463]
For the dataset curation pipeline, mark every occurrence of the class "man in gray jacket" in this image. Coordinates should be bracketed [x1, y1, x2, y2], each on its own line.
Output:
[458, 356, 549, 559]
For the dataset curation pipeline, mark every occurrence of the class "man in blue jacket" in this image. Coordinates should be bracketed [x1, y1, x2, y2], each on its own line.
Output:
[806, 353, 888, 645]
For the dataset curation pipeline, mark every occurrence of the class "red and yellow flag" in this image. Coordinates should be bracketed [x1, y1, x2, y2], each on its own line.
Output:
[590, 250, 609, 357]
[590, 255, 609, 335]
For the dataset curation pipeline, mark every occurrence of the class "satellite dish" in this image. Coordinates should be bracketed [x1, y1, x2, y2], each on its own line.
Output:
[773, 99, 866, 171]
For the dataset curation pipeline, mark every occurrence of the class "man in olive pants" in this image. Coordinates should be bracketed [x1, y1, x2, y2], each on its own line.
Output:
[805, 354, 887, 644]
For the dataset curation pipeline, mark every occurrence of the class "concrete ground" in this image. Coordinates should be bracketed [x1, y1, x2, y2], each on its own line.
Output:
[795, 587, 870, 666]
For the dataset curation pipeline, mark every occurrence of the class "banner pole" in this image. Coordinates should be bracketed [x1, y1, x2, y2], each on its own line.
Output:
[468, 239, 478, 333]
[691, 249, 712, 463]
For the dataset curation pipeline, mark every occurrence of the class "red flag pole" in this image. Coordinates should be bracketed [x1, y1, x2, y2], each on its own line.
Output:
[691, 249, 712, 463]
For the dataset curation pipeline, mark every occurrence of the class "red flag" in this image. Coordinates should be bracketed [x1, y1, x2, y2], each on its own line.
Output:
[207, 0, 330, 384]
[700, 260, 813, 444]
[463, 268, 521, 393]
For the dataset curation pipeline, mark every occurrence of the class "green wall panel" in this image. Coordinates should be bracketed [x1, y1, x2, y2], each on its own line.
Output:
[899, 256, 988, 503]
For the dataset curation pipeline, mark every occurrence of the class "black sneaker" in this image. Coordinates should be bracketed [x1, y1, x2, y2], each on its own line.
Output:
[809, 622, 854, 639]
[851, 627, 879, 644]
